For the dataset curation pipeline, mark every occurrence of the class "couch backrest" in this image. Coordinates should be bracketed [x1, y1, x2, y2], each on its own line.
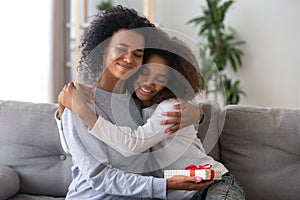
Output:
[3, 100, 300, 199]
[220, 105, 300, 200]
[0, 101, 72, 197]
[197, 100, 222, 161]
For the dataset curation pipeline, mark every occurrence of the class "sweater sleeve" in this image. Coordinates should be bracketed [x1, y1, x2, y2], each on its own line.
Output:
[54, 110, 70, 154]
[61, 109, 167, 199]
[89, 100, 180, 157]
[85, 165, 167, 198]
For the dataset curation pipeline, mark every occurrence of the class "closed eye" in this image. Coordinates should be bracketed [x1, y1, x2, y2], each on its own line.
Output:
[134, 52, 143, 58]
[156, 77, 168, 84]
[116, 46, 128, 53]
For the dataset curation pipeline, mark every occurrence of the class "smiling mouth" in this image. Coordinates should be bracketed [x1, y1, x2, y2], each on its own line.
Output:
[117, 63, 133, 71]
[138, 86, 153, 95]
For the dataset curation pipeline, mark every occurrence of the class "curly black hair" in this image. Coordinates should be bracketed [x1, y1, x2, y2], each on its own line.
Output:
[127, 32, 203, 105]
[150, 37, 203, 104]
[77, 5, 155, 84]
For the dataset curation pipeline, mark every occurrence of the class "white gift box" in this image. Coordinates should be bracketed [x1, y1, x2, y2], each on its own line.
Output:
[164, 169, 222, 180]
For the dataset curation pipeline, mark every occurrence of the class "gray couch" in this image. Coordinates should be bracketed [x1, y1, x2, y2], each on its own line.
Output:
[0, 100, 299, 200]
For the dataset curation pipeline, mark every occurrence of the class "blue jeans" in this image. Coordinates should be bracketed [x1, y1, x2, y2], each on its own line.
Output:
[190, 173, 246, 200]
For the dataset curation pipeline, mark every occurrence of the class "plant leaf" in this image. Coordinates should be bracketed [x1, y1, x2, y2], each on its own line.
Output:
[187, 16, 206, 25]
[229, 52, 237, 72]
[199, 22, 211, 35]
[220, 1, 234, 21]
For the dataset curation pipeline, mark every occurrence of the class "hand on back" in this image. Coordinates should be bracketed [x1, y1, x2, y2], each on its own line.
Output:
[57, 82, 95, 119]
[161, 102, 204, 134]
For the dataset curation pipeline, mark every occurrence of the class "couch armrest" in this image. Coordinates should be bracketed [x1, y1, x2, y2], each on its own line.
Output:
[0, 166, 20, 200]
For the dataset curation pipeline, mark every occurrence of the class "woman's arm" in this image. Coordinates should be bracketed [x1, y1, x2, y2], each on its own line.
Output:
[61, 109, 166, 198]
[57, 82, 200, 157]
[89, 100, 186, 157]
[58, 82, 201, 130]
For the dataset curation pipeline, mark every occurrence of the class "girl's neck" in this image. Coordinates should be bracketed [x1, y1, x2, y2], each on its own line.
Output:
[97, 70, 125, 93]
[141, 101, 153, 108]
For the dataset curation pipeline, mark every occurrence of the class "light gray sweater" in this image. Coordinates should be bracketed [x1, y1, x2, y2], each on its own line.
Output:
[60, 88, 166, 199]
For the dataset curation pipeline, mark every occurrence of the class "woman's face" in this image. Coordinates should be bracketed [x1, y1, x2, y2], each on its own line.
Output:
[134, 54, 169, 106]
[104, 29, 145, 80]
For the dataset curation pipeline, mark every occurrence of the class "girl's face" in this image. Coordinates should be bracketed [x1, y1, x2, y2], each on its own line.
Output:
[134, 54, 169, 107]
[104, 29, 145, 80]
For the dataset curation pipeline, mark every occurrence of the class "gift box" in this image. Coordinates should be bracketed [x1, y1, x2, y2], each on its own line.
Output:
[164, 164, 222, 180]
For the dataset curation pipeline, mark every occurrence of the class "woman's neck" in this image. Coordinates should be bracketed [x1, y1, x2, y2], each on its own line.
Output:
[97, 70, 125, 93]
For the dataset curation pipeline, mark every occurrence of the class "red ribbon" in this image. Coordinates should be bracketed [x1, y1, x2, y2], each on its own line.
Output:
[185, 164, 215, 181]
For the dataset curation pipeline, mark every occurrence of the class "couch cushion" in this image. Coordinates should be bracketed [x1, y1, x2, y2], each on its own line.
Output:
[8, 194, 65, 200]
[220, 105, 300, 200]
[0, 166, 20, 200]
[0, 101, 72, 197]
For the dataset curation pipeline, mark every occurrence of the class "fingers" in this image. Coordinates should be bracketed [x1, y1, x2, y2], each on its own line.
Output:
[164, 124, 180, 134]
[173, 103, 181, 109]
[73, 82, 96, 102]
[178, 102, 189, 110]
[180, 102, 202, 125]
[185, 176, 199, 183]
[161, 102, 204, 133]
[161, 118, 179, 125]
[174, 102, 191, 109]
[66, 82, 74, 93]
[73, 82, 85, 90]
[186, 177, 214, 190]
[167, 175, 214, 191]
[58, 90, 71, 112]
[186, 177, 214, 184]
[86, 84, 96, 89]
[162, 111, 181, 117]
[200, 180, 214, 186]
[64, 82, 95, 103]
[73, 82, 94, 91]
[161, 111, 181, 134]
[196, 177, 203, 183]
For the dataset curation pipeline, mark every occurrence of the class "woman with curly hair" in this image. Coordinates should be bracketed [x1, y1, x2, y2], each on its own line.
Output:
[57, 5, 208, 200]
[61, 36, 246, 200]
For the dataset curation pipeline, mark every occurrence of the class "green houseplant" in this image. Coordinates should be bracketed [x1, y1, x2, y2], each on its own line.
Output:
[188, 0, 245, 105]
[97, 0, 113, 11]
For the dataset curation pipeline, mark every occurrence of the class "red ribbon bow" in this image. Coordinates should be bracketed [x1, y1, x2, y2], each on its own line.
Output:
[185, 164, 215, 181]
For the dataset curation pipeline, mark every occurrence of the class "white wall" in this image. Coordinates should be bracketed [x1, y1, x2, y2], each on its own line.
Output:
[79, 0, 300, 109]
[165, 0, 300, 109]
[0, 0, 53, 103]
[226, 0, 300, 109]
[1, 0, 298, 107]
[0, 0, 300, 108]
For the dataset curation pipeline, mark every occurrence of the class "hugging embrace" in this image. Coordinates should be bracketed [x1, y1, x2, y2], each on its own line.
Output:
[55, 5, 246, 200]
